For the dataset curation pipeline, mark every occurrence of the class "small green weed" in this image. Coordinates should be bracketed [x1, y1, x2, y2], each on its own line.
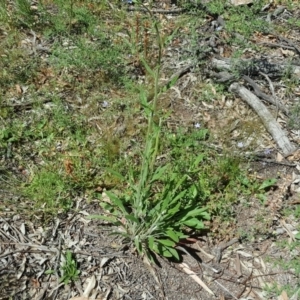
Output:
[60, 250, 80, 285]
[263, 202, 300, 297]
[239, 176, 277, 204]
[206, 0, 226, 15]
[205, 0, 270, 41]
[269, 240, 300, 296]
[14, 0, 36, 28]
[288, 17, 300, 28]
[49, 34, 126, 87]
[23, 167, 73, 213]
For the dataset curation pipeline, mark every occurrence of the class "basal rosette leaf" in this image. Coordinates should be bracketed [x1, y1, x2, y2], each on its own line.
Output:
[134, 236, 143, 254]
[157, 239, 176, 247]
[166, 229, 180, 243]
[164, 246, 180, 261]
[150, 165, 168, 183]
[125, 214, 140, 224]
[155, 243, 180, 260]
[105, 191, 128, 214]
[182, 217, 205, 229]
[259, 178, 277, 190]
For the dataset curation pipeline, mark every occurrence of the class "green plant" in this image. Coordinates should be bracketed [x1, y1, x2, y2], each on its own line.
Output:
[60, 250, 80, 285]
[45, 269, 55, 275]
[49, 34, 126, 86]
[23, 168, 72, 213]
[240, 176, 277, 204]
[269, 239, 300, 296]
[89, 6, 210, 263]
[14, 0, 35, 28]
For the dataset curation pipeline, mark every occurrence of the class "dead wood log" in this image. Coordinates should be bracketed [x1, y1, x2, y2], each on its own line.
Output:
[211, 58, 300, 78]
[229, 82, 296, 157]
[242, 75, 289, 115]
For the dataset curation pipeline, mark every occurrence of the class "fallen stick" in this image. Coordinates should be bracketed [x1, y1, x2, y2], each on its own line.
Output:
[211, 57, 300, 78]
[229, 82, 296, 157]
[242, 75, 289, 115]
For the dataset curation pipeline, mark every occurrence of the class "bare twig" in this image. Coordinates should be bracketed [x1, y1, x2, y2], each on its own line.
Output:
[242, 75, 289, 115]
[229, 82, 296, 157]
[214, 238, 239, 263]
[126, 7, 185, 14]
[259, 71, 280, 119]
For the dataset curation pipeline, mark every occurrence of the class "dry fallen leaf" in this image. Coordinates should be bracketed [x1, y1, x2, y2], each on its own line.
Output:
[15, 84, 22, 94]
[276, 152, 284, 162]
[82, 276, 96, 298]
[280, 48, 295, 57]
[178, 262, 215, 296]
[278, 290, 289, 300]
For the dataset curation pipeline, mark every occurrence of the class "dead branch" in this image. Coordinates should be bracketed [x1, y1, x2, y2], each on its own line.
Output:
[211, 57, 300, 78]
[229, 82, 296, 157]
[126, 6, 185, 14]
[242, 75, 289, 115]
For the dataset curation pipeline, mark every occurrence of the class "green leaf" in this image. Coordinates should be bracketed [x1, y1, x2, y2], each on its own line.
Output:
[295, 233, 300, 240]
[162, 247, 173, 257]
[166, 246, 180, 261]
[100, 202, 114, 212]
[134, 237, 143, 254]
[161, 192, 172, 212]
[160, 245, 179, 259]
[148, 236, 155, 250]
[104, 167, 125, 180]
[183, 207, 209, 220]
[166, 229, 180, 243]
[257, 193, 267, 204]
[105, 191, 127, 214]
[196, 129, 209, 140]
[183, 218, 204, 229]
[140, 95, 153, 116]
[125, 214, 140, 224]
[157, 239, 175, 247]
[162, 75, 178, 92]
[191, 184, 198, 198]
[151, 240, 159, 253]
[166, 201, 181, 216]
[151, 165, 168, 183]
[173, 174, 187, 194]
[192, 154, 205, 168]
[140, 57, 155, 77]
[259, 178, 277, 190]
[172, 189, 187, 204]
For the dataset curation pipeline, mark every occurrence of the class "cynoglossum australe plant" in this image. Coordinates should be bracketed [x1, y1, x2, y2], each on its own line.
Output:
[89, 3, 210, 263]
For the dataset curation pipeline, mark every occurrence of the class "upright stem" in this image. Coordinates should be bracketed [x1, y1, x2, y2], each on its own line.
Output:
[134, 2, 163, 214]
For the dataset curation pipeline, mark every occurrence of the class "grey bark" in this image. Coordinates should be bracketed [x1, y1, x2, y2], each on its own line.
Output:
[229, 83, 296, 157]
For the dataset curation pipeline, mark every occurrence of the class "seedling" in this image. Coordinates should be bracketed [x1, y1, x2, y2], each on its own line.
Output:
[60, 250, 80, 285]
